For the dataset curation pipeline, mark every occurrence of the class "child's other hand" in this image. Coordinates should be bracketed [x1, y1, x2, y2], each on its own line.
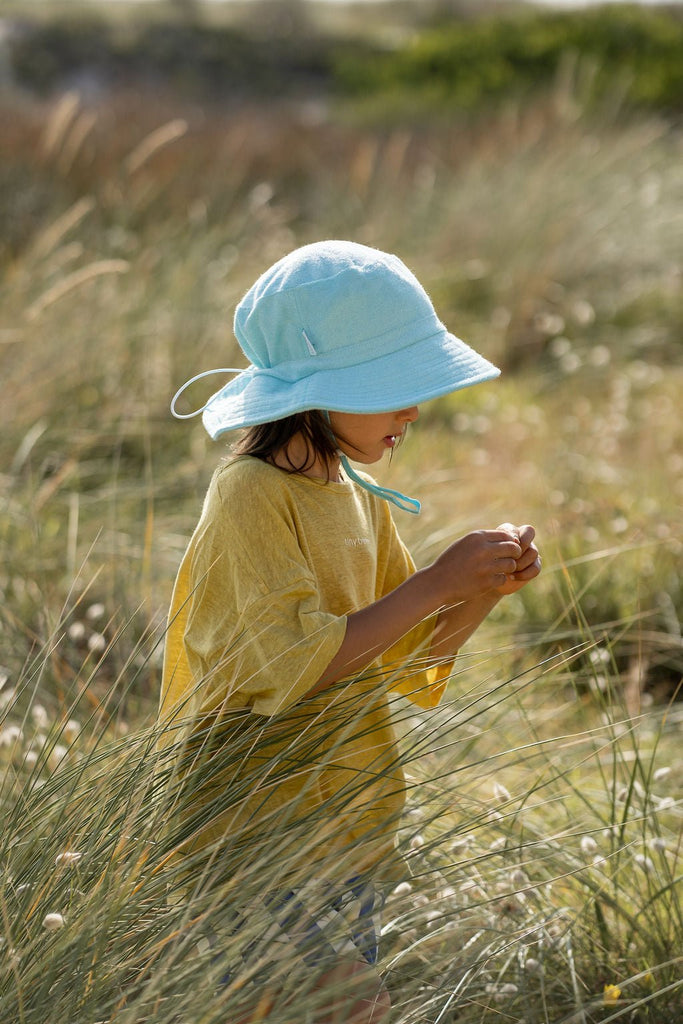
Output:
[494, 523, 541, 595]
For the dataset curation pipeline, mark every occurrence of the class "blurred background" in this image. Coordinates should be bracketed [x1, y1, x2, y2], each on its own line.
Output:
[0, 4, 681, 1020]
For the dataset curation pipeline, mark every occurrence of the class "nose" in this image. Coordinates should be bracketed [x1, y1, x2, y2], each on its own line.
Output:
[399, 406, 419, 423]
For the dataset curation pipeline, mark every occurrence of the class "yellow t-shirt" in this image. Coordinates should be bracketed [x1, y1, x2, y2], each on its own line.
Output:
[159, 457, 450, 885]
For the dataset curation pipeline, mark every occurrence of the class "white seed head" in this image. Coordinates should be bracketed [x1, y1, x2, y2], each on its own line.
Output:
[0, 725, 23, 747]
[635, 854, 655, 874]
[48, 744, 68, 768]
[450, 835, 472, 852]
[87, 633, 107, 654]
[460, 879, 486, 900]
[0, 688, 15, 711]
[489, 982, 519, 1002]
[493, 781, 511, 803]
[580, 836, 599, 857]
[67, 621, 87, 642]
[63, 719, 81, 742]
[560, 352, 582, 374]
[86, 602, 106, 622]
[42, 913, 65, 932]
[55, 851, 83, 867]
[30, 704, 49, 729]
[653, 767, 671, 782]
[649, 837, 667, 854]
[573, 299, 595, 326]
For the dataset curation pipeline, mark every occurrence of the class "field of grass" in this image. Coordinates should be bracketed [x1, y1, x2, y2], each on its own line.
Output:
[0, 14, 681, 1020]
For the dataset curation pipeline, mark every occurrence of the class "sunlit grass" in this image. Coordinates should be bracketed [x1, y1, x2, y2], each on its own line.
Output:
[0, 617, 680, 1022]
[1, 78, 681, 1021]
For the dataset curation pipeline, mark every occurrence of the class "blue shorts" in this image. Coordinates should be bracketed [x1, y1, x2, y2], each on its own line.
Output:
[203, 877, 384, 984]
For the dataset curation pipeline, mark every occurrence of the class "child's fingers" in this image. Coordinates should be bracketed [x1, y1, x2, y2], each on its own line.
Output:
[487, 532, 522, 558]
[517, 524, 535, 549]
[496, 523, 536, 551]
[496, 522, 519, 542]
[512, 554, 542, 580]
[514, 542, 540, 572]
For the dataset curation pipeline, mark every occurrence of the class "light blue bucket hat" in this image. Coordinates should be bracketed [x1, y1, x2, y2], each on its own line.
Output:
[172, 240, 500, 512]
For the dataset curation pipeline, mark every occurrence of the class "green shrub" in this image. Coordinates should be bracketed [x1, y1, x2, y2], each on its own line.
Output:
[334, 5, 683, 114]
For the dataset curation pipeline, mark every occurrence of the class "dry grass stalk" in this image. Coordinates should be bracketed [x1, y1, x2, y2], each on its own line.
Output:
[26, 259, 130, 321]
[125, 119, 189, 175]
[31, 197, 97, 261]
[41, 90, 81, 160]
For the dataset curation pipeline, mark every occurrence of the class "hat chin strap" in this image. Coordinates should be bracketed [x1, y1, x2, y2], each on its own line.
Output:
[323, 413, 421, 515]
[170, 368, 243, 419]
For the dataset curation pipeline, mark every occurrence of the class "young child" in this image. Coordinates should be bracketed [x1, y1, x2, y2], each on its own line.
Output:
[160, 240, 541, 1023]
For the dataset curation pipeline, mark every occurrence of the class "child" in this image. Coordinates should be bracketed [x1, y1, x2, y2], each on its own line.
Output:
[160, 240, 541, 1023]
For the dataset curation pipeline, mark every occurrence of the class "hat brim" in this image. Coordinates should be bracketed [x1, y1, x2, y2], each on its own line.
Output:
[202, 329, 499, 439]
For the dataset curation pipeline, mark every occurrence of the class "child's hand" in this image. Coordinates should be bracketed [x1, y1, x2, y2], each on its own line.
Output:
[430, 529, 524, 604]
[493, 523, 541, 595]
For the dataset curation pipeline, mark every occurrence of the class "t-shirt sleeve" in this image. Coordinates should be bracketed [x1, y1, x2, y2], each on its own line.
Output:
[376, 507, 454, 710]
[181, 476, 347, 718]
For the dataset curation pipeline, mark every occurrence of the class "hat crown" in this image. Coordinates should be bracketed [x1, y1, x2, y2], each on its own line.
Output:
[190, 238, 499, 441]
[234, 241, 438, 370]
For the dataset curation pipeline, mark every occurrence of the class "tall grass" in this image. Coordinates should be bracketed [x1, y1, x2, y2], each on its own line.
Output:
[0, 612, 680, 1021]
[1, 76, 681, 1021]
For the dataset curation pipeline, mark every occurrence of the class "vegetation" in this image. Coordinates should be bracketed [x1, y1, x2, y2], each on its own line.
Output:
[3, 3, 683, 113]
[0, 2, 681, 1021]
[336, 4, 683, 115]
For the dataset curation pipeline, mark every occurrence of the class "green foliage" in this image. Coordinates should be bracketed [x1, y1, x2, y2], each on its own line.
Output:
[8, 11, 334, 99]
[335, 5, 683, 114]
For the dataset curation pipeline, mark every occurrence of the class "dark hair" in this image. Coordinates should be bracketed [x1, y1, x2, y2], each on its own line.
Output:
[232, 410, 345, 478]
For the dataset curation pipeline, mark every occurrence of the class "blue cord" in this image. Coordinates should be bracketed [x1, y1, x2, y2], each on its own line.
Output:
[338, 453, 421, 515]
[321, 412, 421, 515]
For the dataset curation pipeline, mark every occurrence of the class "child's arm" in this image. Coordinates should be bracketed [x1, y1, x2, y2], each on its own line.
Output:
[309, 525, 539, 694]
